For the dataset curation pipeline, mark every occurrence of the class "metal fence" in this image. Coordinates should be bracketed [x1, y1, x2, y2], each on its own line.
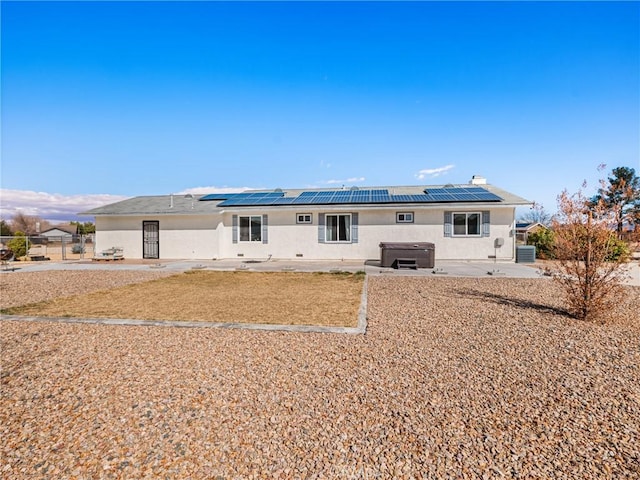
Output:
[0, 234, 95, 261]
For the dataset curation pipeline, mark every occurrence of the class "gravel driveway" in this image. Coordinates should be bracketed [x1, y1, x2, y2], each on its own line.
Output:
[1, 272, 639, 478]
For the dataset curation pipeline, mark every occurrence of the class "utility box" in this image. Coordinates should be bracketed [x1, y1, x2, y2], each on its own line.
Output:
[380, 242, 435, 269]
[516, 245, 536, 263]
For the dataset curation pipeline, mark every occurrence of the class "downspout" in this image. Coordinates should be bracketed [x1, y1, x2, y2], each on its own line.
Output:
[512, 209, 516, 261]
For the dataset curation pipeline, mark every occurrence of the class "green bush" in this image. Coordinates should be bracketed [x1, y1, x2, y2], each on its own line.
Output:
[544, 226, 630, 263]
[527, 229, 555, 259]
[606, 235, 631, 262]
[7, 232, 27, 258]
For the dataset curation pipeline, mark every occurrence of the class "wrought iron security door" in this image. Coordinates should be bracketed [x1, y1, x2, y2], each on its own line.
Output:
[142, 221, 159, 259]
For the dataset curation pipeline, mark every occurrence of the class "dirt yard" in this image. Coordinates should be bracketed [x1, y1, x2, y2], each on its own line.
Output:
[1, 271, 365, 327]
[21, 242, 96, 262]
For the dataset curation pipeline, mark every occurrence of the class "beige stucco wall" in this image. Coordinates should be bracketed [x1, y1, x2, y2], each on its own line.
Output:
[94, 206, 517, 261]
[95, 215, 220, 260]
[219, 206, 517, 261]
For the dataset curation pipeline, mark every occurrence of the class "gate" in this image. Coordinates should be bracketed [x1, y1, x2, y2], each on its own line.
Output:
[143, 221, 159, 259]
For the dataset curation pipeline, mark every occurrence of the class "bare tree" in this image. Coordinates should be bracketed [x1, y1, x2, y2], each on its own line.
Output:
[518, 202, 552, 226]
[9, 213, 51, 235]
[551, 186, 630, 322]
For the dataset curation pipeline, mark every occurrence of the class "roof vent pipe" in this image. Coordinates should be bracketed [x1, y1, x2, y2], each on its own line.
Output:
[470, 175, 487, 185]
[170, 194, 174, 208]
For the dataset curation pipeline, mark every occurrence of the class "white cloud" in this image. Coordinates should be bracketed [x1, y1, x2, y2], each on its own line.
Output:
[415, 164, 455, 180]
[0, 189, 127, 222]
[0, 186, 261, 222]
[178, 186, 253, 195]
[324, 177, 366, 185]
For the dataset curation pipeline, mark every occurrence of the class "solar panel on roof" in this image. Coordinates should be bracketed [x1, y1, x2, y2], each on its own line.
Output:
[215, 191, 285, 206]
[212, 186, 502, 206]
[271, 197, 290, 205]
[424, 187, 503, 202]
[200, 193, 232, 201]
[466, 187, 491, 193]
[479, 193, 502, 200]
[428, 194, 457, 201]
[452, 194, 476, 201]
[411, 195, 430, 202]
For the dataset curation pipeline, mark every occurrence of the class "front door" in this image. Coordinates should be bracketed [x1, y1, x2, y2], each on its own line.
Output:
[142, 221, 159, 259]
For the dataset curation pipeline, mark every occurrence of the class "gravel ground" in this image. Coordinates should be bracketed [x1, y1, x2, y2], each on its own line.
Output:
[1, 272, 639, 479]
[0, 270, 175, 309]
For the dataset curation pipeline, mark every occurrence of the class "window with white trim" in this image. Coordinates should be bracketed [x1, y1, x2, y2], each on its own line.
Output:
[453, 212, 481, 236]
[239, 215, 262, 242]
[396, 212, 414, 223]
[325, 214, 351, 242]
[297, 213, 312, 224]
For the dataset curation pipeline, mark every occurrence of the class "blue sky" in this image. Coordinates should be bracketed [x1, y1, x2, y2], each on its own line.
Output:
[1, 1, 638, 221]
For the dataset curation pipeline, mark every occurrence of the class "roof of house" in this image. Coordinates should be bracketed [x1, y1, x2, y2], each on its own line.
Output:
[80, 194, 221, 216]
[80, 183, 531, 216]
[515, 222, 547, 231]
[41, 224, 78, 235]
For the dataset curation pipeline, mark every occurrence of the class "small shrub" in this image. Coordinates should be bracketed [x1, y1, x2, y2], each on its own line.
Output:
[71, 244, 85, 254]
[7, 232, 27, 258]
[551, 188, 630, 322]
[605, 235, 630, 262]
[527, 229, 555, 259]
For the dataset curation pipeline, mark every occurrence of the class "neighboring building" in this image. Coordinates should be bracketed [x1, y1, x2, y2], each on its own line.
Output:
[515, 222, 548, 243]
[81, 177, 531, 262]
[39, 224, 78, 242]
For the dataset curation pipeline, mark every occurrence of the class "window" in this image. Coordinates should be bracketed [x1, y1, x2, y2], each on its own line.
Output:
[297, 213, 312, 224]
[325, 214, 351, 242]
[239, 215, 262, 242]
[444, 211, 489, 238]
[453, 212, 481, 236]
[318, 213, 358, 244]
[396, 212, 414, 223]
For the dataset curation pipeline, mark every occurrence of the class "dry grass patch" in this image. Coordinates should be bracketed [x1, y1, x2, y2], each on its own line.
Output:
[3, 270, 365, 327]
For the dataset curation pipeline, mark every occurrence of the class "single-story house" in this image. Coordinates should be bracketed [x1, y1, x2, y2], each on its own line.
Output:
[39, 224, 78, 242]
[515, 222, 548, 243]
[81, 176, 531, 262]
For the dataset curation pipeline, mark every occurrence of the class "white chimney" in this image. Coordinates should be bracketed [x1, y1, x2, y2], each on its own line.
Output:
[470, 175, 487, 185]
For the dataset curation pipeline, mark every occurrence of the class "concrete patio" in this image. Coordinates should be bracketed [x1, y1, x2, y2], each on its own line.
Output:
[2, 256, 638, 285]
